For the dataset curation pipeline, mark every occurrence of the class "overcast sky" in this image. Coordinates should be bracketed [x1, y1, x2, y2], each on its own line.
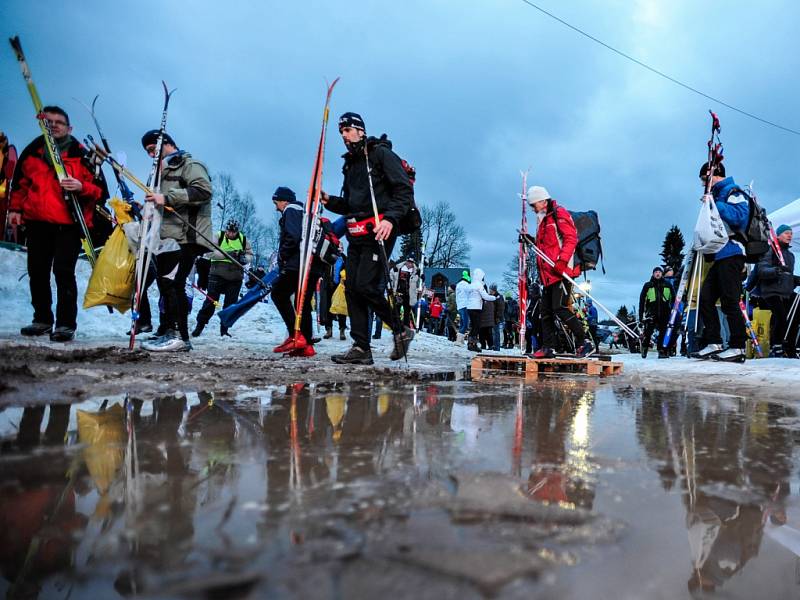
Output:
[2, 0, 798, 312]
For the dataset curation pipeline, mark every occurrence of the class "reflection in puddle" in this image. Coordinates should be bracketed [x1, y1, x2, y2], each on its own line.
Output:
[0, 383, 798, 597]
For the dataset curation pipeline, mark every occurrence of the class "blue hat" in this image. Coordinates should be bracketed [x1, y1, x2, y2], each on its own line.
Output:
[272, 186, 296, 202]
[776, 224, 792, 236]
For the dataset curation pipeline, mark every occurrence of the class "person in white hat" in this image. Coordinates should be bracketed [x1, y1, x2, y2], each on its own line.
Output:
[527, 186, 593, 358]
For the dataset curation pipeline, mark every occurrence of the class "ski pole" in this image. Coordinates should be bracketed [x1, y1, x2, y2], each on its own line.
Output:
[364, 144, 408, 363]
[522, 234, 638, 339]
[87, 142, 273, 292]
[785, 293, 800, 342]
[191, 283, 220, 308]
[739, 299, 763, 357]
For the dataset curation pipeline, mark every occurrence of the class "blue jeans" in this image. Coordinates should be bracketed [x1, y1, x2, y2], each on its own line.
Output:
[493, 323, 502, 350]
[458, 307, 469, 334]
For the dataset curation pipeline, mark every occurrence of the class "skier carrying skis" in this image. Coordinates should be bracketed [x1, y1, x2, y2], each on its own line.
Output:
[271, 186, 321, 358]
[526, 185, 593, 359]
[9, 106, 108, 342]
[192, 219, 253, 338]
[321, 112, 416, 365]
[139, 130, 213, 352]
[690, 160, 749, 363]
[756, 224, 800, 358]
[390, 256, 419, 329]
[638, 266, 675, 358]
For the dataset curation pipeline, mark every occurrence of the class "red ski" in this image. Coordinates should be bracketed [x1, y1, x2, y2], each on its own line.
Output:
[518, 170, 529, 354]
[289, 78, 340, 352]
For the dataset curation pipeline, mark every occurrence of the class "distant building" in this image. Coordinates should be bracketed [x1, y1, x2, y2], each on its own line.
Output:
[423, 267, 468, 299]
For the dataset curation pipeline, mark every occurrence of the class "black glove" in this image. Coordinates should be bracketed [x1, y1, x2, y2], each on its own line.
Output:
[780, 264, 792, 273]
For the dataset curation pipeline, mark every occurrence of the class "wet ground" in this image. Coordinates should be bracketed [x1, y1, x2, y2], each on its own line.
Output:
[1, 380, 800, 599]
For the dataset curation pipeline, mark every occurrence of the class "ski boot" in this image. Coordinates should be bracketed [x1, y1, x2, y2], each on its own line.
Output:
[711, 347, 745, 363]
[690, 344, 722, 360]
[533, 347, 555, 359]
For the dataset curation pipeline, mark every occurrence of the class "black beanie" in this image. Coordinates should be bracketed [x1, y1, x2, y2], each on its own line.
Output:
[653, 266, 664, 274]
[338, 112, 366, 132]
[699, 159, 725, 178]
[141, 129, 176, 149]
[272, 186, 296, 202]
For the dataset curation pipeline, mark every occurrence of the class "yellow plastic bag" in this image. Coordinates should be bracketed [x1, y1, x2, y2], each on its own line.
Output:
[748, 308, 771, 358]
[330, 270, 348, 316]
[83, 199, 136, 312]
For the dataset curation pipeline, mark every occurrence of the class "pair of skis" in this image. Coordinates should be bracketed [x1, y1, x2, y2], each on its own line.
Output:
[9, 36, 97, 267]
[286, 78, 340, 352]
[518, 171, 529, 354]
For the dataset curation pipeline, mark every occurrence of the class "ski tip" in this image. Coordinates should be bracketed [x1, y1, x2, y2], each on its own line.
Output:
[327, 77, 341, 92]
[9, 35, 23, 56]
[91, 94, 100, 112]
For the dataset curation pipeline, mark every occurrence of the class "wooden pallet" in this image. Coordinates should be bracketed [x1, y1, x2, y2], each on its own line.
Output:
[471, 353, 623, 380]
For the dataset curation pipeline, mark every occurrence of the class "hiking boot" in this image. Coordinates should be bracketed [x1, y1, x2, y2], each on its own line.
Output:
[142, 330, 191, 352]
[331, 344, 374, 365]
[323, 326, 333, 339]
[220, 325, 231, 337]
[49, 326, 75, 342]
[191, 322, 206, 338]
[690, 344, 722, 360]
[657, 349, 669, 359]
[575, 339, 594, 358]
[340, 328, 347, 341]
[310, 337, 321, 344]
[21, 322, 52, 336]
[712, 347, 746, 363]
[389, 326, 415, 361]
[533, 347, 555, 359]
[287, 345, 316, 358]
[467, 340, 481, 352]
[273, 334, 308, 354]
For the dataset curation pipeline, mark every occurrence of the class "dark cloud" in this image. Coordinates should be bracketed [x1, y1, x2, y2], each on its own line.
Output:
[3, 0, 798, 312]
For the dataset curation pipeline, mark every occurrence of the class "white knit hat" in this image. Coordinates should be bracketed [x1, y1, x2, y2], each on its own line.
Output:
[527, 185, 551, 204]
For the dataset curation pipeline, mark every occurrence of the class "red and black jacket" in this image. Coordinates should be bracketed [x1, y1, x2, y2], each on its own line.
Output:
[10, 136, 106, 227]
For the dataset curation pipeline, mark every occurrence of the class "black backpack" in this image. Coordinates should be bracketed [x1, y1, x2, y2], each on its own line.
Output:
[554, 206, 605, 273]
[729, 188, 770, 263]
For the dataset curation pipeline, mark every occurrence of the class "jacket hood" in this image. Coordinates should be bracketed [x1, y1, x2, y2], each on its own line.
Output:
[472, 268, 486, 283]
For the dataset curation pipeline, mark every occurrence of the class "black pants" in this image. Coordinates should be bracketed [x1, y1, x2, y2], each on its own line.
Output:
[764, 294, 800, 355]
[156, 243, 206, 341]
[196, 273, 242, 327]
[25, 221, 81, 329]
[541, 282, 584, 350]
[699, 255, 746, 349]
[399, 292, 412, 328]
[271, 269, 317, 343]
[345, 239, 399, 351]
[642, 312, 669, 351]
[467, 309, 482, 342]
[479, 326, 494, 349]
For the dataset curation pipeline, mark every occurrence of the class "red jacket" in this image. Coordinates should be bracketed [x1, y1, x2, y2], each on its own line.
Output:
[535, 200, 581, 287]
[10, 136, 104, 227]
[430, 298, 443, 318]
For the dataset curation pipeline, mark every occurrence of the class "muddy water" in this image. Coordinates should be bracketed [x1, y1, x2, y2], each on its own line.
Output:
[1, 381, 799, 599]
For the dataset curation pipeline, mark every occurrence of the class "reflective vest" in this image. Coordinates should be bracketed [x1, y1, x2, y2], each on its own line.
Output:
[645, 285, 672, 304]
[211, 231, 245, 263]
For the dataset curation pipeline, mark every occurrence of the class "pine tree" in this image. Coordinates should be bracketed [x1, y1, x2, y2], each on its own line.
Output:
[659, 225, 685, 273]
[615, 305, 630, 323]
[399, 229, 422, 262]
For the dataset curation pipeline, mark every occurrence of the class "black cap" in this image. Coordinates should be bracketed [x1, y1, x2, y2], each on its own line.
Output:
[338, 112, 366, 132]
[141, 129, 176, 149]
[653, 266, 664, 274]
[699, 159, 725, 178]
[272, 186, 296, 202]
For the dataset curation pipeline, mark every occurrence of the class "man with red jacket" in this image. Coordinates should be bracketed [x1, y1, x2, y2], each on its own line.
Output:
[8, 106, 106, 342]
[527, 185, 592, 358]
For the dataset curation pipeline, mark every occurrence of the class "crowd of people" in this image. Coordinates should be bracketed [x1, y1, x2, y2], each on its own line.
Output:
[4, 105, 798, 366]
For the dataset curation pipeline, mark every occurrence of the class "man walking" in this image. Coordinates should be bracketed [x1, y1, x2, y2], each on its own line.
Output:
[638, 266, 675, 358]
[321, 112, 415, 364]
[9, 106, 107, 342]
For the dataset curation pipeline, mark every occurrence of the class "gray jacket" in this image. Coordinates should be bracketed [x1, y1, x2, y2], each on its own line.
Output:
[757, 244, 798, 298]
[160, 151, 213, 249]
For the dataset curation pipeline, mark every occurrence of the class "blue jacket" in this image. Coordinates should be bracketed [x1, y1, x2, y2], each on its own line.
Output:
[278, 201, 304, 271]
[711, 177, 750, 262]
[586, 304, 598, 326]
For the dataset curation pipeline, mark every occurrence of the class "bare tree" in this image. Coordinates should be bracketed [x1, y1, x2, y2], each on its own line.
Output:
[501, 249, 539, 299]
[419, 200, 471, 268]
[211, 172, 278, 268]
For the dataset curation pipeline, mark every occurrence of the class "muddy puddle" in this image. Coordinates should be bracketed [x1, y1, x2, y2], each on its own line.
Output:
[1, 381, 799, 598]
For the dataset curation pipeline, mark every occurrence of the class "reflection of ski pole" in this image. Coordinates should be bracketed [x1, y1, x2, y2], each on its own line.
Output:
[739, 300, 763, 357]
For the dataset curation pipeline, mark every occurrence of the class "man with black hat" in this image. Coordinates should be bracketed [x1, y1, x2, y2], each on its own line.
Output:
[192, 219, 253, 338]
[690, 160, 750, 363]
[139, 131, 213, 352]
[638, 266, 675, 358]
[9, 106, 108, 342]
[270, 186, 319, 358]
[320, 112, 416, 365]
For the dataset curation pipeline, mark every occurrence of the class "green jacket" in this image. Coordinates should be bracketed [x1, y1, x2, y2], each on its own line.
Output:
[160, 151, 213, 248]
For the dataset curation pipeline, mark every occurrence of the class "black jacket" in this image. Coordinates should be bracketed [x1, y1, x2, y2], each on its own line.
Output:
[757, 243, 798, 298]
[277, 201, 304, 272]
[639, 277, 675, 320]
[326, 136, 413, 242]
